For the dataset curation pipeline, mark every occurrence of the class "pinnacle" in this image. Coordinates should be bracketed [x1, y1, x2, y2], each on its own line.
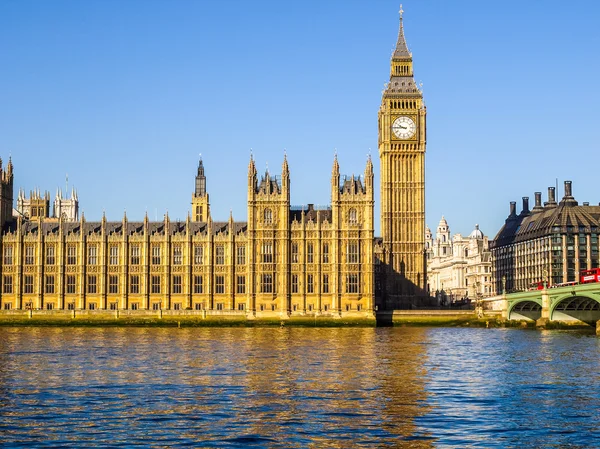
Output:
[393, 7, 411, 59]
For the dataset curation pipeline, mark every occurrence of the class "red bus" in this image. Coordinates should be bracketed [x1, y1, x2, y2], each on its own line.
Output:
[528, 281, 545, 291]
[580, 268, 600, 284]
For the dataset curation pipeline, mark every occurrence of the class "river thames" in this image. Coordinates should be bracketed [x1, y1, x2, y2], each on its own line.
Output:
[0, 327, 599, 448]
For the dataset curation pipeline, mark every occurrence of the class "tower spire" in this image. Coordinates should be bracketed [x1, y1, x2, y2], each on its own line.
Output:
[393, 4, 411, 60]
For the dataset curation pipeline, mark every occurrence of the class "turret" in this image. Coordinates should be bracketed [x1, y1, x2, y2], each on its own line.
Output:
[364, 153, 374, 192]
[191, 156, 210, 222]
[331, 153, 340, 202]
[248, 153, 257, 199]
[281, 152, 290, 200]
[195, 158, 206, 196]
[0, 155, 14, 229]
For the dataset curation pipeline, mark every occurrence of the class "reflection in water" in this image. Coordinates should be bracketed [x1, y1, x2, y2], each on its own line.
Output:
[0, 327, 599, 447]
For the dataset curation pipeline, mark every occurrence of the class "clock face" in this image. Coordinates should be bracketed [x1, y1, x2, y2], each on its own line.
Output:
[392, 116, 416, 139]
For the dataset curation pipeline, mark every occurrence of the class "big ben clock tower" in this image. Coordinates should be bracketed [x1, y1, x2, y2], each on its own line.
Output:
[379, 6, 426, 306]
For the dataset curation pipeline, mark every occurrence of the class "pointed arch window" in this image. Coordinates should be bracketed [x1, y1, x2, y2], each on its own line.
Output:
[348, 208, 358, 225]
[264, 208, 273, 224]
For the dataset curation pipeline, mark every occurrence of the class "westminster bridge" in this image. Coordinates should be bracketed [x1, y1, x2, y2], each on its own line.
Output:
[483, 283, 600, 325]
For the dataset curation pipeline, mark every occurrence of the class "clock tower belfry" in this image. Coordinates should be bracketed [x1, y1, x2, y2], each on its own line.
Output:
[378, 6, 427, 305]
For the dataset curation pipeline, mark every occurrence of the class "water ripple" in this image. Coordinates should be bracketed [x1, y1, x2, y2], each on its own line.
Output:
[0, 327, 598, 447]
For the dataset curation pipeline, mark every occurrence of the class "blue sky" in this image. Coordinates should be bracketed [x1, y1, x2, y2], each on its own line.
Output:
[2, 1, 599, 239]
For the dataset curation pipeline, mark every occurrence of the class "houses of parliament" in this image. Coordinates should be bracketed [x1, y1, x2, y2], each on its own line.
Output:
[0, 10, 427, 317]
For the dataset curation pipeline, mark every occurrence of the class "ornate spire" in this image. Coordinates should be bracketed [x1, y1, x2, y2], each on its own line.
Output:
[282, 150, 289, 175]
[197, 154, 204, 176]
[248, 151, 256, 175]
[332, 151, 339, 175]
[393, 4, 411, 60]
[195, 155, 206, 196]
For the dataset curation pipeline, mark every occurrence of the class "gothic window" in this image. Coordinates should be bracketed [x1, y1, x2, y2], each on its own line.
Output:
[307, 243, 314, 263]
[3, 246, 12, 265]
[346, 242, 359, 264]
[292, 274, 298, 293]
[215, 275, 225, 294]
[3, 275, 12, 294]
[307, 274, 314, 293]
[346, 274, 359, 294]
[46, 246, 55, 265]
[262, 242, 273, 263]
[215, 245, 225, 265]
[291, 243, 299, 263]
[109, 246, 119, 265]
[173, 245, 182, 265]
[348, 209, 358, 225]
[237, 246, 246, 265]
[194, 275, 203, 294]
[151, 246, 161, 265]
[88, 246, 97, 265]
[264, 208, 273, 224]
[261, 274, 273, 293]
[322, 274, 329, 294]
[151, 275, 161, 294]
[87, 275, 97, 294]
[194, 245, 203, 265]
[109, 275, 119, 294]
[25, 245, 34, 265]
[322, 243, 329, 263]
[465, 249, 469, 257]
[172, 275, 182, 294]
[67, 246, 77, 265]
[45, 275, 55, 294]
[237, 275, 246, 294]
[130, 245, 140, 265]
[66, 276, 76, 294]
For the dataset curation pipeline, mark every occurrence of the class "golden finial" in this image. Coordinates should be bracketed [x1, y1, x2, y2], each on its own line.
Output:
[399, 4, 404, 19]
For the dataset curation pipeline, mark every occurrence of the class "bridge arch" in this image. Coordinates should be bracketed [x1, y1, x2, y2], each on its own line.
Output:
[508, 299, 542, 321]
[550, 294, 600, 324]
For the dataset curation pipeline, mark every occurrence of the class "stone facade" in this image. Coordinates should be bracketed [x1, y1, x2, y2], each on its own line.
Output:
[426, 217, 493, 302]
[491, 181, 600, 293]
[0, 155, 374, 317]
[0, 8, 426, 314]
[377, 8, 427, 308]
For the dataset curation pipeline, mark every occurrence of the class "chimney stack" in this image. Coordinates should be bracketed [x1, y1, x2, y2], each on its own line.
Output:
[532, 192, 544, 212]
[509, 201, 517, 217]
[521, 197, 530, 215]
[544, 187, 557, 207]
[564, 180, 573, 198]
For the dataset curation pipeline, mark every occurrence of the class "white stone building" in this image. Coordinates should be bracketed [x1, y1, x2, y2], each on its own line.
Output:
[426, 217, 493, 303]
[16, 187, 78, 222]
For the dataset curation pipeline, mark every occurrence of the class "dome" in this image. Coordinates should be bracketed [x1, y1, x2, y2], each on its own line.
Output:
[469, 224, 484, 239]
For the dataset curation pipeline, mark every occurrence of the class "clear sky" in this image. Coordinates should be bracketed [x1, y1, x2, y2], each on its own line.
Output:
[2, 1, 599, 239]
